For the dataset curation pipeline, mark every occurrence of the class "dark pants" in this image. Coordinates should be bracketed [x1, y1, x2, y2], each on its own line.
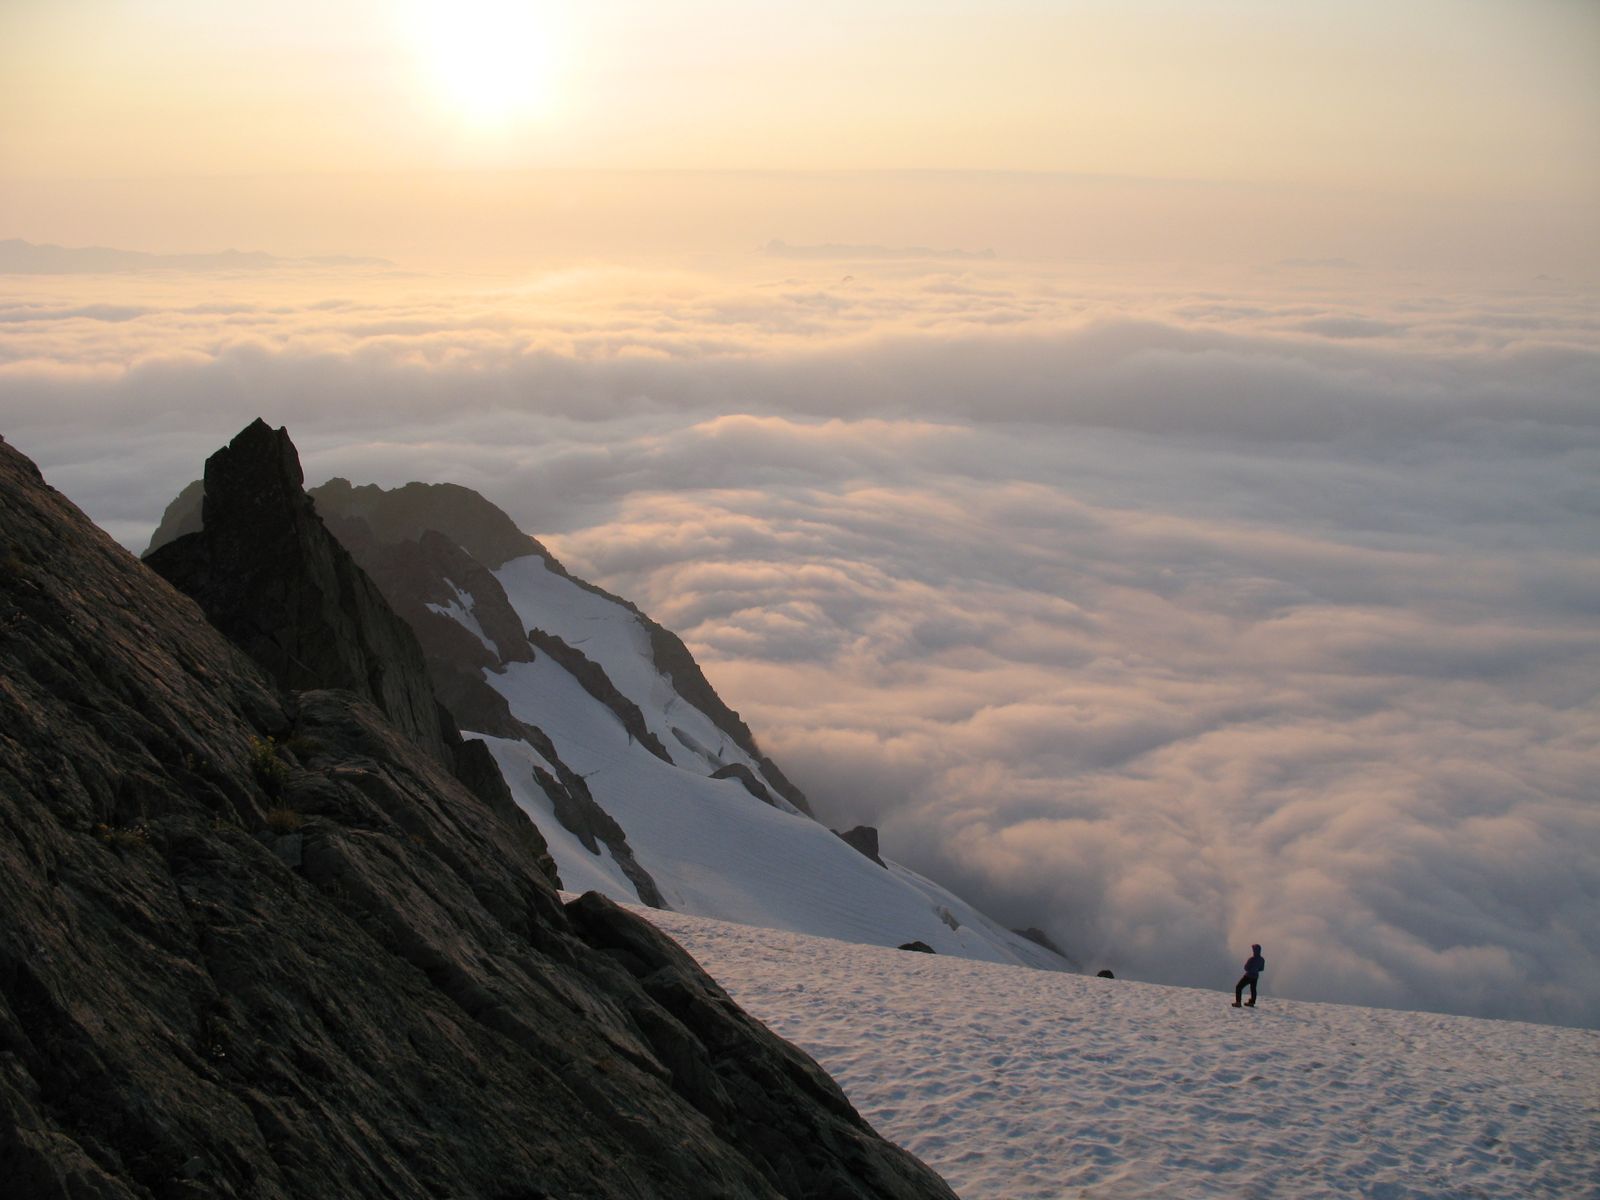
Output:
[1234, 974, 1258, 1004]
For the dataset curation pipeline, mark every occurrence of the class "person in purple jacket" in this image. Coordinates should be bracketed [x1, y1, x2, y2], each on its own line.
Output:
[1232, 944, 1265, 1007]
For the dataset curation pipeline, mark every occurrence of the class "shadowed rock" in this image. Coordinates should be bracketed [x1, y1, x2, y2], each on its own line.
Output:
[834, 825, 887, 868]
[145, 420, 451, 764]
[0, 429, 958, 1200]
[713, 762, 779, 807]
[310, 476, 545, 569]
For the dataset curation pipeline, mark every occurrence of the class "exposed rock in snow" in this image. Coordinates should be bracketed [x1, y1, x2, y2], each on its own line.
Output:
[835, 825, 887, 868]
[526, 627, 673, 763]
[712, 761, 780, 807]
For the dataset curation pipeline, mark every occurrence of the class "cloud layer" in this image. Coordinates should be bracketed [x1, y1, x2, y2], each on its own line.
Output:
[3, 257, 1596, 1025]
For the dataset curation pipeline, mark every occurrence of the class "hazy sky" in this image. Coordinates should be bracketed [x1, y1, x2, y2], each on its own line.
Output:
[2, 0, 1597, 274]
[2, 1, 1597, 1025]
[4, 0, 1597, 187]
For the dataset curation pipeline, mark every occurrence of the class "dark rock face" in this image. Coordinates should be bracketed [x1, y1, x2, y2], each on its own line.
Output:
[317, 516, 539, 743]
[898, 942, 937, 954]
[0, 431, 957, 1200]
[712, 762, 779, 807]
[303, 477, 665, 909]
[834, 825, 886, 868]
[330, 523, 537, 668]
[145, 420, 451, 765]
[1097, 969, 1116, 979]
[310, 477, 544, 570]
[567, 893, 951, 1197]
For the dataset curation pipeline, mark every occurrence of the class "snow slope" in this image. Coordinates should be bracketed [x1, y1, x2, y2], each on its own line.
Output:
[633, 904, 1600, 1200]
[466, 550, 1065, 969]
[496, 554, 788, 792]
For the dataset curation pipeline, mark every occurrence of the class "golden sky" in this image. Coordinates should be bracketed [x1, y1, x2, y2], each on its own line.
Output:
[3, 0, 1595, 194]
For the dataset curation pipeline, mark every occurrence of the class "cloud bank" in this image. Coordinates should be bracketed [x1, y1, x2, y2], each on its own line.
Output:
[3, 257, 1596, 1026]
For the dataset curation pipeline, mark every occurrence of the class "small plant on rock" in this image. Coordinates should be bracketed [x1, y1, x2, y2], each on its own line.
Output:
[248, 735, 288, 795]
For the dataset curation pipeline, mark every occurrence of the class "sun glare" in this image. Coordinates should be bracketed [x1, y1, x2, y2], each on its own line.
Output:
[412, 0, 563, 128]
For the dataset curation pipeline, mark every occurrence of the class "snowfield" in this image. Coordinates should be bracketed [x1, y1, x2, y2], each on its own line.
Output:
[628, 904, 1600, 1200]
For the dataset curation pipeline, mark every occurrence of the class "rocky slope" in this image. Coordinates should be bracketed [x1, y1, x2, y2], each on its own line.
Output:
[0, 426, 957, 1200]
[148, 429, 1073, 970]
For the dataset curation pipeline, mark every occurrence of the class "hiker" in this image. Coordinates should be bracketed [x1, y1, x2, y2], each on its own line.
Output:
[1232, 944, 1265, 1007]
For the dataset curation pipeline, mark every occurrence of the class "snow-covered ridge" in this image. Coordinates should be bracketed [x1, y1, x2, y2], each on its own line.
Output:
[292, 473, 1070, 970]
[495, 553, 788, 795]
[471, 561, 1064, 966]
[477, 552, 1064, 966]
[631, 903, 1600, 1200]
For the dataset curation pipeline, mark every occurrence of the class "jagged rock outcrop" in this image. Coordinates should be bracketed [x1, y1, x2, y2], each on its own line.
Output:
[143, 434, 1076, 972]
[0, 429, 958, 1200]
[145, 420, 451, 764]
[833, 825, 887, 868]
[151, 428, 664, 909]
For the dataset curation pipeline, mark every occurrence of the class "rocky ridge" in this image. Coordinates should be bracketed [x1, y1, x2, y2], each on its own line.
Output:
[145, 428, 1078, 971]
[0, 426, 957, 1200]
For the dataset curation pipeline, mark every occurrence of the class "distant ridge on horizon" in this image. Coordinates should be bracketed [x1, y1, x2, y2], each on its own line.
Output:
[763, 238, 996, 261]
[0, 237, 393, 274]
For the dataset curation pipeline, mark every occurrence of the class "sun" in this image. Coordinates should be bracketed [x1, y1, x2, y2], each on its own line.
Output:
[411, 0, 564, 128]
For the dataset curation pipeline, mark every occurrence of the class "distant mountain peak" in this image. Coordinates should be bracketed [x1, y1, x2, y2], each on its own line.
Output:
[145, 433, 1076, 973]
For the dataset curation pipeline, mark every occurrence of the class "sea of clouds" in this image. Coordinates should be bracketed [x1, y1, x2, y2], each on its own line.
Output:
[3, 255, 1596, 1026]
